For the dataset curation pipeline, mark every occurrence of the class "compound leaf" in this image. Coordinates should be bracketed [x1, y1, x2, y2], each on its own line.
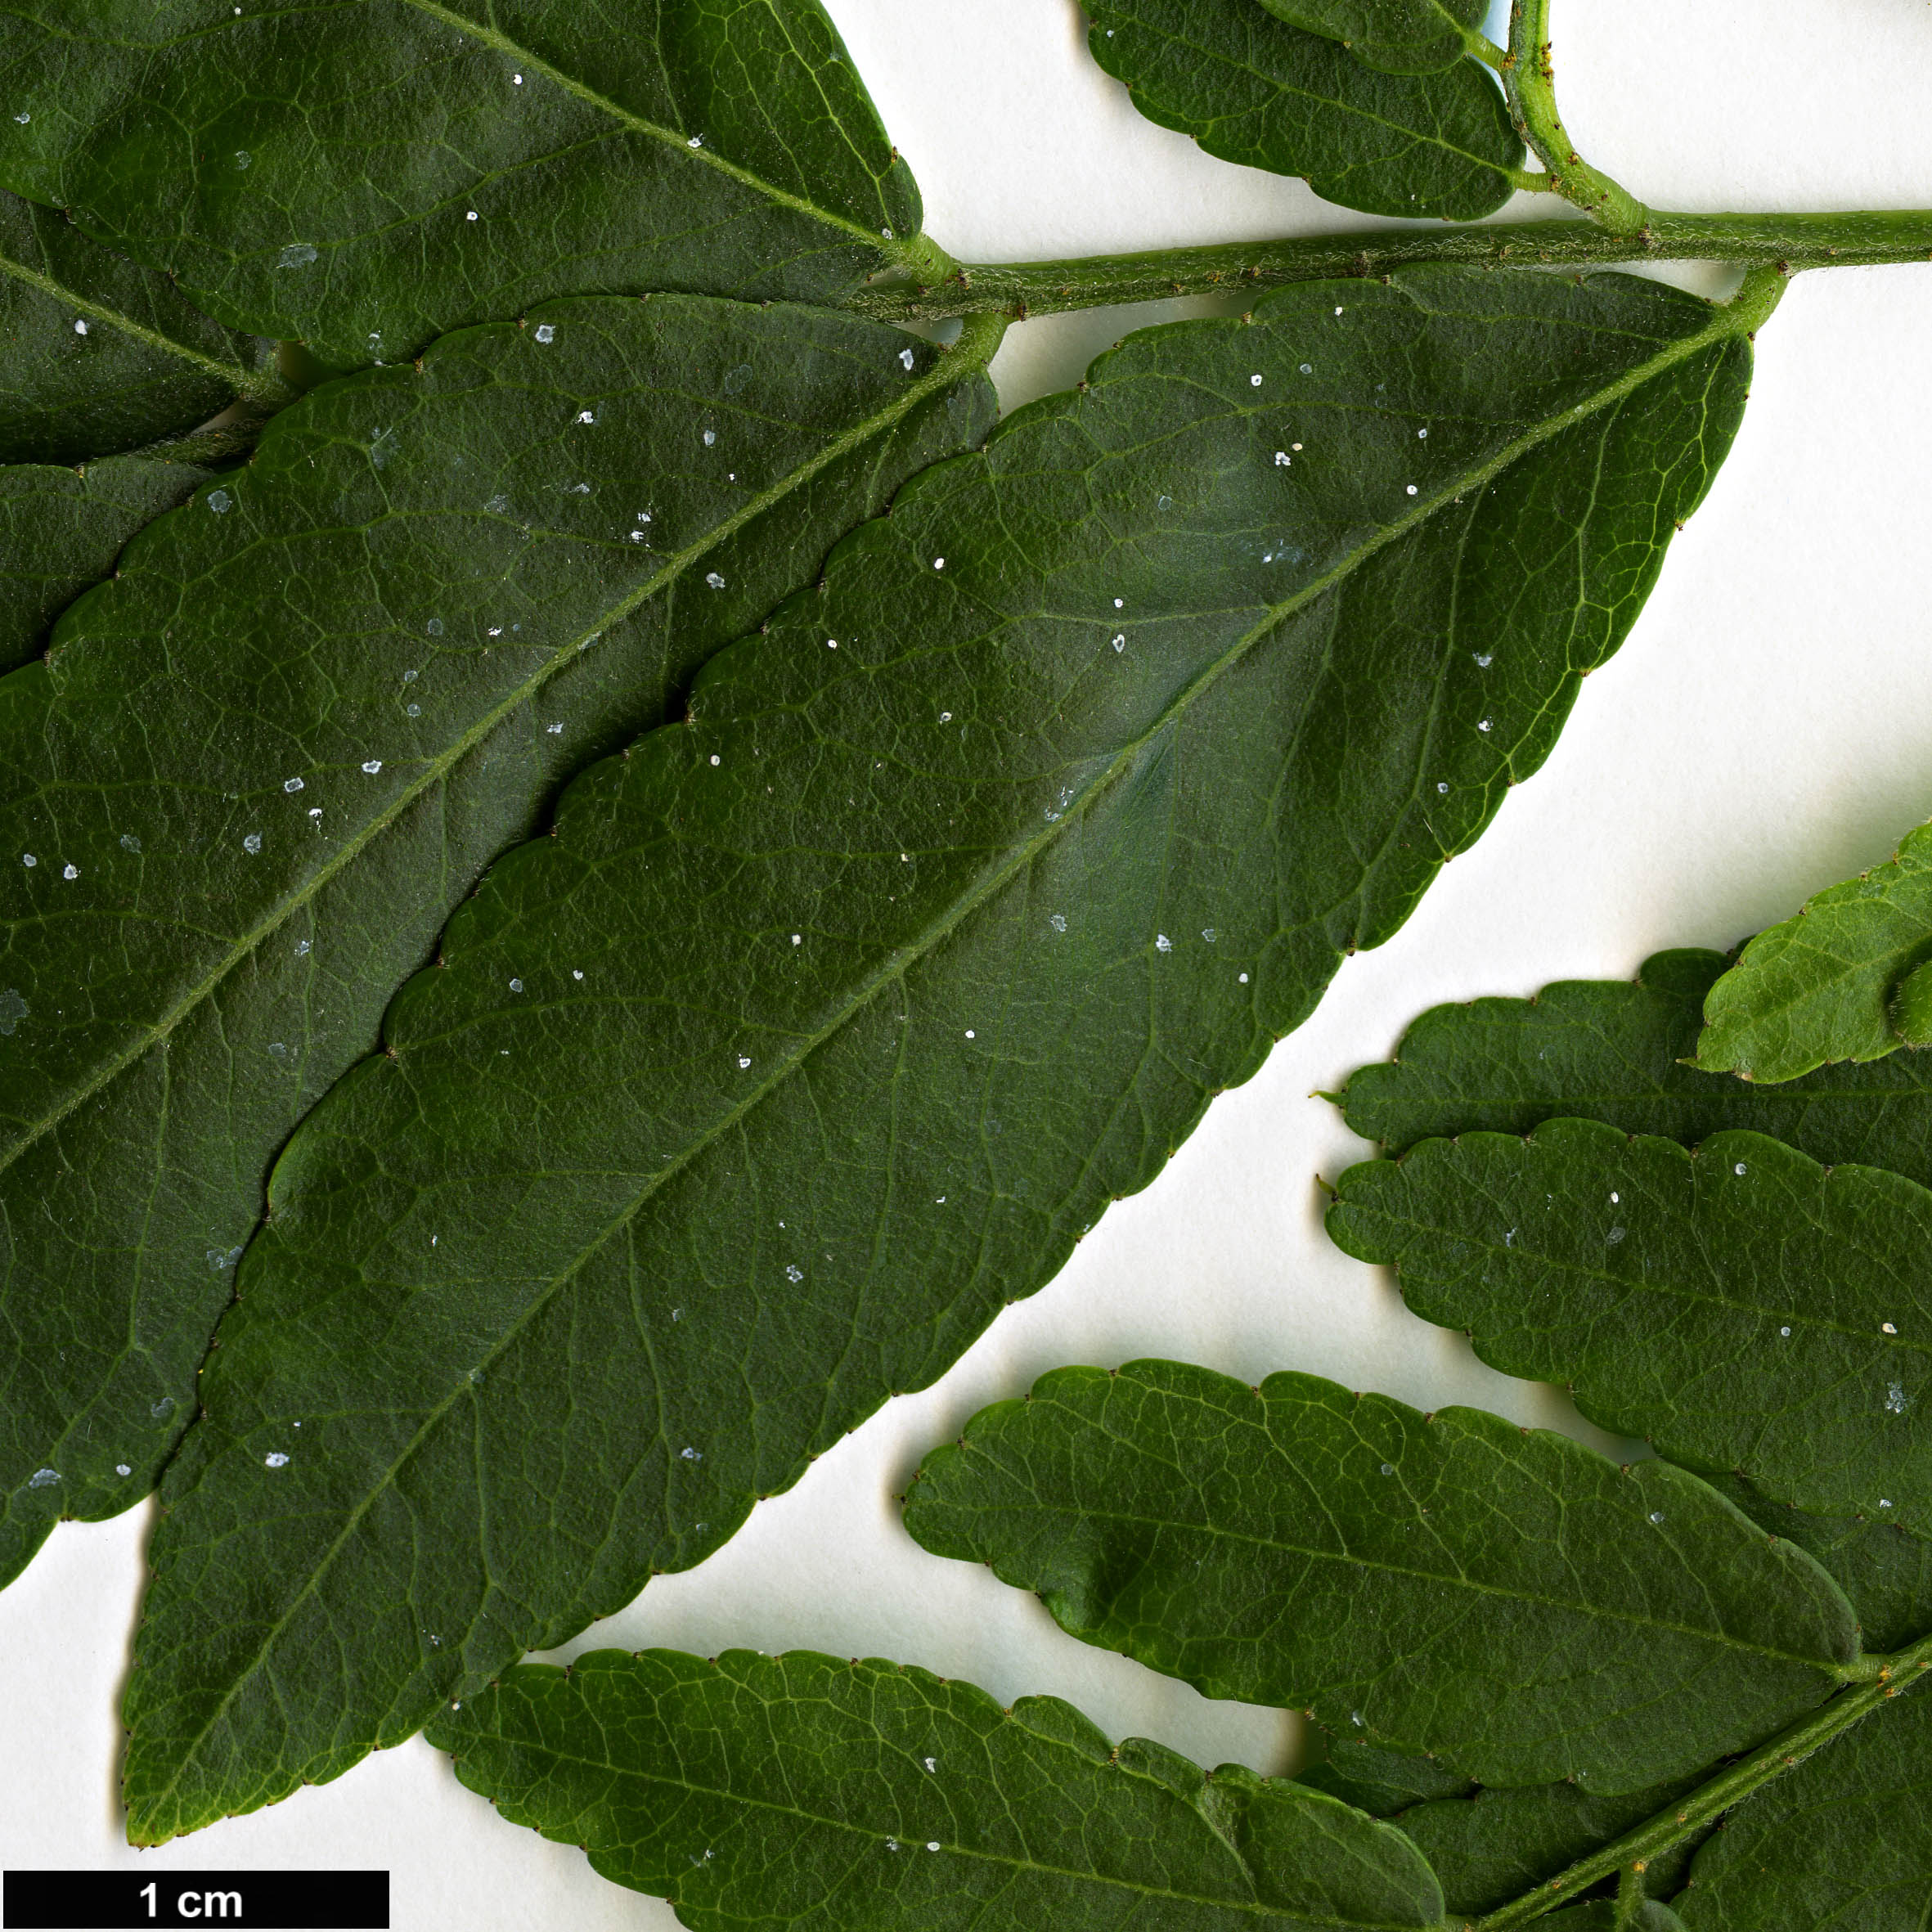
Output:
[1327, 1121, 1932, 1525]
[1335, 948, 1932, 1188]
[0, 294, 995, 1593]
[0, 0, 928, 368]
[0, 455, 210, 675]
[425, 1649, 1451, 1932]
[1677, 1676, 1932, 1931]
[119, 266, 1761, 1843]
[0, 189, 285, 465]
[1088, 0, 1523, 221]
[1251, 0, 1490, 74]
[902, 1360, 1857, 1793]
[1694, 823, 1932, 1082]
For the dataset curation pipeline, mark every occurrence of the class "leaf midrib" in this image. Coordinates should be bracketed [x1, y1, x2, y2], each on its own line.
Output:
[1362, 1181, 1932, 1357]
[137, 288, 1755, 1823]
[405, 0, 894, 254]
[0, 239, 270, 401]
[458, 1725, 1439, 1929]
[0, 326, 984, 1179]
[950, 1484, 1840, 1673]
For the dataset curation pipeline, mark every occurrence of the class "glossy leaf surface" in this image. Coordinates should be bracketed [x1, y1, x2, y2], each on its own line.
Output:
[0, 295, 995, 1595]
[0, 0, 923, 368]
[0, 456, 209, 674]
[1253, 0, 1489, 74]
[1336, 947, 1932, 1187]
[1695, 822, 1932, 1081]
[1088, 0, 1522, 220]
[120, 267, 1759, 1842]
[0, 191, 282, 465]
[1328, 1121, 1932, 1525]
[426, 1649, 1451, 1932]
[903, 1360, 1856, 1792]
[1678, 1678, 1932, 1931]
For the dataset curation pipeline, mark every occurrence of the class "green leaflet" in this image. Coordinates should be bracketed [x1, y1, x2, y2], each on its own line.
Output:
[1392, 1776, 1701, 1916]
[1251, 0, 1489, 74]
[1714, 1475, 1932, 1655]
[1695, 822, 1932, 1082]
[902, 1360, 1857, 1793]
[1334, 947, 1932, 1189]
[0, 295, 996, 1593]
[0, 456, 209, 675]
[425, 1649, 1452, 1932]
[1297, 1742, 1473, 1815]
[0, 0, 926, 368]
[1677, 1676, 1932, 1930]
[0, 190, 285, 465]
[1325, 1121, 1932, 1525]
[1087, 0, 1522, 221]
[121, 267, 1761, 1842]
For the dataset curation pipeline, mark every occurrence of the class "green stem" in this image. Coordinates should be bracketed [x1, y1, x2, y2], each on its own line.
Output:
[1469, 1634, 1932, 1930]
[1503, 0, 1647, 231]
[849, 207, 1932, 325]
[1611, 1866, 1646, 1930]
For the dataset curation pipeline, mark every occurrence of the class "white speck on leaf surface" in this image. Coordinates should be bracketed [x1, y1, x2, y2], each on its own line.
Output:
[207, 489, 231, 514]
[243, 833, 261, 855]
[265, 1453, 289, 1468]
[509, 978, 523, 993]
[28, 1469, 58, 1489]
[61, 864, 78, 881]
[1888, 1383, 1909, 1413]
[115, 1464, 131, 1477]
[534, 323, 555, 344]
[1155, 934, 1172, 952]
[362, 760, 382, 775]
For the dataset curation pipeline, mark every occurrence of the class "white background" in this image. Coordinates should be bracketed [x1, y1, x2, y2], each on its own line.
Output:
[7, 2, 1932, 1924]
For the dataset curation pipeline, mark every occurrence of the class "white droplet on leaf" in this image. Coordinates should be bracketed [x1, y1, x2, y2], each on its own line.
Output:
[243, 833, 262, 854]
[207, 488, 232, 514]
[61, 863, 78, 880]
[361, 759, 382, 775]
[534, 323, 555, 344]
[265, 1452, 290, 1469]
